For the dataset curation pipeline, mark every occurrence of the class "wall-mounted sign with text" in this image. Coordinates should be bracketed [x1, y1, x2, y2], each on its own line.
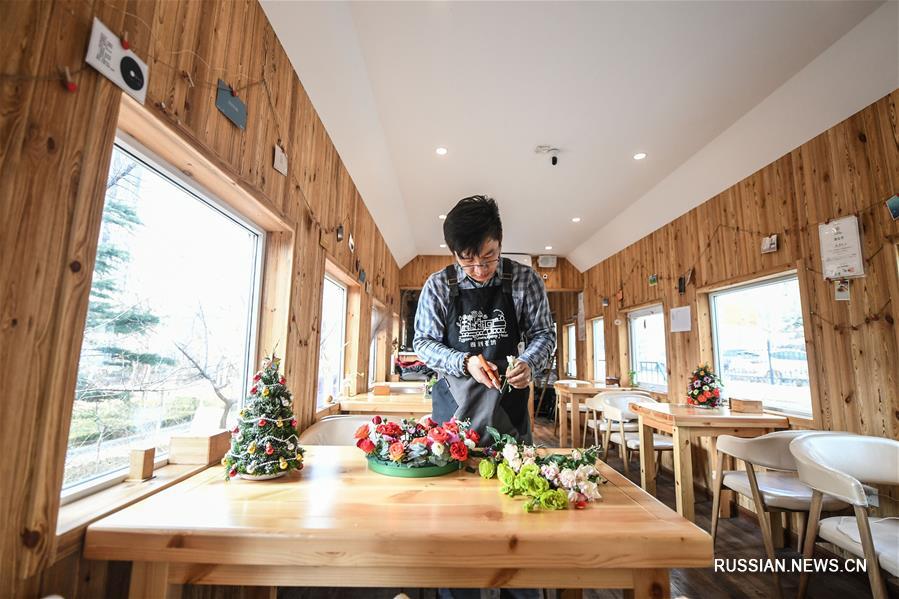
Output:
[817, 215, 864, 279]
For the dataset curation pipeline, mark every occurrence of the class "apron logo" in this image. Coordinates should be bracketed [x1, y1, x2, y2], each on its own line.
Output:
[457, 309, 508, 348]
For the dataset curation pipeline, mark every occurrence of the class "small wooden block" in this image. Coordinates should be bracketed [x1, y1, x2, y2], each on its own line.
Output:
[372, 384, 391, 396]
[169, 430, 230, 465]
[730, 399, 763, 413]
[127, 446, 156, 481]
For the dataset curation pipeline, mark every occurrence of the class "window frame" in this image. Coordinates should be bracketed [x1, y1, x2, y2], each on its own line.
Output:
[627, 303, 668, 392]
[709, 272, 812, 416]
[565, 322, 577, 378]
[591, 317, 606, 383]
[61, 133, 266, 504]
[318, 273, 349, 409]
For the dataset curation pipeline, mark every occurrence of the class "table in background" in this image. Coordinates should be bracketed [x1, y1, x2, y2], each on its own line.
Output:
[84, 446, 712, 599]
[629, 402, 789, 523]
[554, 383, 637, 448]
[339, 391, 431, 418]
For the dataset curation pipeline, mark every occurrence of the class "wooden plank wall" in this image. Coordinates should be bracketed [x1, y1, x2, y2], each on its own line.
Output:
[0, 0, 400, 595]
[582, 90, 899, 442]
[400, 254, 584, 292]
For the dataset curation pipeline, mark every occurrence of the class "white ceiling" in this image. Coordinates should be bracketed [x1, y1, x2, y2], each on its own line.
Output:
[262, 1, 885, 269]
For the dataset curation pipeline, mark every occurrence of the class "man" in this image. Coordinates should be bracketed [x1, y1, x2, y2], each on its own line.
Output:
[414, 195, 555, 445]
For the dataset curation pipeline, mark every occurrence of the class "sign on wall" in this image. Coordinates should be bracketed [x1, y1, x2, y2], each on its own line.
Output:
[818, 215, 864, 279]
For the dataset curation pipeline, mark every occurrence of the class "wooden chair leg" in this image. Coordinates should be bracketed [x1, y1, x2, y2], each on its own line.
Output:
[795, 512, 807, 554]
[602, 420, 612, 460]
[746, 463, 782, 599]
[797, 490, 823, 599]
[618, 421, 629, 476]
[710, 450, 725, 550]
[854, 505, 888, 599]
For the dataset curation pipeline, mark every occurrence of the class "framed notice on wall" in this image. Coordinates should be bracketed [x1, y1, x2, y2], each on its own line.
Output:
[818, 215, 865, 279]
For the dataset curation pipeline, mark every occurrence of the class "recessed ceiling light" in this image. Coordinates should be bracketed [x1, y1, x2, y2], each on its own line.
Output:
[571, 217, 581, 223]
[436, 147, 448, 156]
[545, 245, 553, 251]
[439, 244, 447, 248]
[633, 152, 647, 160]
[438, 214, 446, 220]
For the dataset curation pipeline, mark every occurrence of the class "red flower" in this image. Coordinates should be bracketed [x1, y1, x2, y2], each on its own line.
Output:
[259, 418, 267, 427]
[419, 416, 437, 429]
[388, 441, 405, 462]
[357, 438, 375, 454]
[713, 389, 720, 397]
[372, 415, 383, 425]
[410, 436, 429, 445]
[466, 430, 480, 445]
[354, 424, 370, 440]
[376, 422, 402, 437]
[450, 441, 468, 461]
[698, 395, 707, 403]
[575, 500, 587, 509]
[428, 427, 449, 443]
[443, 420, 459, 433]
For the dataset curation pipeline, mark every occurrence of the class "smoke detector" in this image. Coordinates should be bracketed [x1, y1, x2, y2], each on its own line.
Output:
[535, 145, 561, 165]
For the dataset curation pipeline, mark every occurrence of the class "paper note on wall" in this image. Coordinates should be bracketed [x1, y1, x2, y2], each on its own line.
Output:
[670, 306, 691, 333]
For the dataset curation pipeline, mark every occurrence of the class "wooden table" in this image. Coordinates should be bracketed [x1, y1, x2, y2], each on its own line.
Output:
[84, 446, 712, 598]
[554, 383, 637, 448]
[339, 392, 432, 418]
[629, 402, 789, 523]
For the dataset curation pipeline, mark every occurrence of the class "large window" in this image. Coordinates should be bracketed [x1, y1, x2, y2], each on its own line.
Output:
[65, 140, 263, 493]
[318, 275, 347, 408]
[369, 305, 384, 387]
[628, 305, 667, 391]
[565, 323, 577, 377]
[711, 275, 811, 415]
[592, 318, 606, 383]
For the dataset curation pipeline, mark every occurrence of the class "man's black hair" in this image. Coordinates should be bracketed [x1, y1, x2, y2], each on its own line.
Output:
[443, 195, 503, 258]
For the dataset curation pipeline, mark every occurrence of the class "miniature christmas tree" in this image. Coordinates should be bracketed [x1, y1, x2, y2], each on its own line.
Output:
[222, 355, 304, 479]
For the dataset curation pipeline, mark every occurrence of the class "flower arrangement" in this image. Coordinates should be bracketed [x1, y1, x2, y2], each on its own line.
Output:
[686, 363, 722, 408]
[478, 427, 605, 512]
[355, 415, 479, 476]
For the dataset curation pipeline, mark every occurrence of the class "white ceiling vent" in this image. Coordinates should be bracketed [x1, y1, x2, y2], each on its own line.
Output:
[502, 253, 534, 268]
[537, 255, 557, 268]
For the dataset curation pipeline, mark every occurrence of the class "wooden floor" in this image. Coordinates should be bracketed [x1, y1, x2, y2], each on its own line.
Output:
[277, 416, 890, 599]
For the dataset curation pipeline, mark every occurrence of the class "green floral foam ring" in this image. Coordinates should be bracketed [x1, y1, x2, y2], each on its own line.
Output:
[366, 458, 461, 478]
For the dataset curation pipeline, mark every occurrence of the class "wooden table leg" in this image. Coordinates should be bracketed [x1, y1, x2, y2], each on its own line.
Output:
[558, 392, 569, 447]
[558, 590, 584, 599]
[638, 416, 656, 496]
[129, 562, 180, 599]
[570, 393, 581, 449]
[624, 568, 670, 599]
[672, 426, 695, 522]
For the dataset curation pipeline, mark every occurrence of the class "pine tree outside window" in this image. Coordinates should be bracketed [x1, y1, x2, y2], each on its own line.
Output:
[63, 139, 263, 497]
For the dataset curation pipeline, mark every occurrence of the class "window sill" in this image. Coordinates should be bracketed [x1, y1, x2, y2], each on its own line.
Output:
[54, 462, 207, 561]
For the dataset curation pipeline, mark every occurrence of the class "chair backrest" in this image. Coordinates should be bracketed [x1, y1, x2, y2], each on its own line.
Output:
[600, 393, 658, 422]
[716, 430, 836, 471]
[556, 379, 590, 386]
[790, 434, 899, 506]
[299, 415, 396, 446]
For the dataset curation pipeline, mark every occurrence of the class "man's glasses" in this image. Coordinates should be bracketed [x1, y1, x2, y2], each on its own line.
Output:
[457, 258, 500, 271]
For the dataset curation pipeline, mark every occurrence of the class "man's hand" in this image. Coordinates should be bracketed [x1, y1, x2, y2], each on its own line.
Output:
[467, 354, 501, 389]
[506, 360, 532, 389]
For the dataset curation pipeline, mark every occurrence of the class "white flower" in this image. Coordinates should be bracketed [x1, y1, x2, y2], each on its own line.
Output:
[559, 468, 577, 489]
[432, 442, 445, 457]
[578, 480, 601, 500]
[541, 463, 560, 481]
[567, 489, 580, 503]
[507, 456, 523, 472]
[522, 456, 537, 468]
[570, 449, 582, 461]
[575, 464, 596, 482]
[522, 445, 537, 460]
[502, 443, 520, 463]
[464, 438, 475, 449]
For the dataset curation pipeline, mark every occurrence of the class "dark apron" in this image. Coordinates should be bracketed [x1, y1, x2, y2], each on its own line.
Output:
[431, 259, 532, 444]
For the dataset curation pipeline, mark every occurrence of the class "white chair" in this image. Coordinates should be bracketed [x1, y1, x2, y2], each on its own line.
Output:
[601, 394, 672, 476]
[711, 431, 849, 598]
[582, 389, 653, 447]
[791, 434, 899, 599]
[299, 415, 399, 445]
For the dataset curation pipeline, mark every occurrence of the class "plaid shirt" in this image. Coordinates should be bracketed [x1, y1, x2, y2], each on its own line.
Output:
[413, 259, 556, 377]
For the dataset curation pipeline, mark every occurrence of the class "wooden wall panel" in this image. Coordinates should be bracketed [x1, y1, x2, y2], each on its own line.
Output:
[0, 0, 401, 594]
[581, 91, 899, 506]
